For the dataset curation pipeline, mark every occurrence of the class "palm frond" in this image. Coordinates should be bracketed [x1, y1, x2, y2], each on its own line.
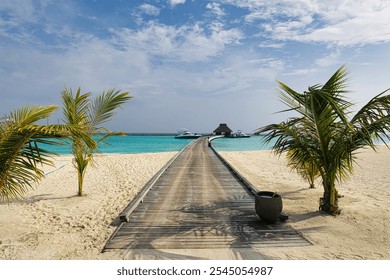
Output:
[7, 105, 58, 127]
[0, 105, 60, 201]
[89, 89, 132, 130]
[320, 65, 352, 126]
[351, 88, 390, 146]
[276, 81, 312, 118]
[62, 87, 91, 126]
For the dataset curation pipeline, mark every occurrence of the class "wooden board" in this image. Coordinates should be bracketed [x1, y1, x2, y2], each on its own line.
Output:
[104, 138, 311, 257]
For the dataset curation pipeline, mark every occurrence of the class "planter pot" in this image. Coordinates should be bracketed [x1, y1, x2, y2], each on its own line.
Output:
[255, 191, 283, 223]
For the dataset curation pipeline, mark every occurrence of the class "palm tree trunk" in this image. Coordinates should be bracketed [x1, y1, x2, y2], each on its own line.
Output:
[75, 153, 88, 196]
[320, 181, 339, 215]
[77, 169, 84, 196]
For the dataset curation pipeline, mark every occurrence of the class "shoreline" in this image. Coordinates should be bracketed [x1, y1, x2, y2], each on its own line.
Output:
[0, 146, 389, 259]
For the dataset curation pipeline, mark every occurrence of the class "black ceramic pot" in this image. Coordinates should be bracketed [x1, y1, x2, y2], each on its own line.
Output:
[255, 191, 283, 223]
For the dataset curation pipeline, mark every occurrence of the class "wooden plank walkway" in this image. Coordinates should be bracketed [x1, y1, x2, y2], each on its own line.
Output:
[103, 137, 310, 259]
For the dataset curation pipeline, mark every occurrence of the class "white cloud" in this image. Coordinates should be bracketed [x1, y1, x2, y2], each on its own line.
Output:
[139, 4, 160, 16]
[283, 68, 318, 77]
[0, 21, 281, 132]
[315, 51, 341, 67]
[206, 2, 225, 17]
[299, 3, 390, 46]
[257, 42, 284, 49]
[225, 0, 390, 46]
[110, 21, 243, 62]
[0, 0, 38, 23]
[0, 0, 39, 43]
[169, 0, 186, 7]
[179, 22, 242, 61]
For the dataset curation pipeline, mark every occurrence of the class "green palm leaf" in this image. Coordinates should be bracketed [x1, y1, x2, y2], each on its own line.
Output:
[0, 105, 59, 201]
[351, 88, 390, 147]
[90, 89, 132, 130]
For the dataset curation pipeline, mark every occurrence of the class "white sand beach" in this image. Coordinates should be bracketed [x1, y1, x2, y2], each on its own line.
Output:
[219, 146, 390, 260]
[0, 147, 389, 260]
[0, 152, 177, 260]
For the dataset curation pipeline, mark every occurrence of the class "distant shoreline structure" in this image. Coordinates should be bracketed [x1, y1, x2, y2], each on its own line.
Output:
[114, 132, 219, 136]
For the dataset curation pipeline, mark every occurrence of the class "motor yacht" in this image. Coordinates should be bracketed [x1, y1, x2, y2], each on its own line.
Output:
[175, 129, 202, 139]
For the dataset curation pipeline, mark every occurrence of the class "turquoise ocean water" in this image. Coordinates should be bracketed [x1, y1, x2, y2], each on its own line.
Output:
[38, 134, 387, 155]
[39, 135, 272, 155]
[40, 135, 194, 154]
[210, 135, 273, 151]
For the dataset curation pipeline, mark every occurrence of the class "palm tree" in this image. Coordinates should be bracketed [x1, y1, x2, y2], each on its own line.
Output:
[0, 105, 62, 200]
[286, 149, 319, 189]
[256, 65, 390, 215]
[0, 105, 97, 201]
[61, 87, 131, 196]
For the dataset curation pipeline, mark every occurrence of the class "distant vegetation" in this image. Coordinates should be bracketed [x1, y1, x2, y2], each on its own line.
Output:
[256, 65, 390, 215]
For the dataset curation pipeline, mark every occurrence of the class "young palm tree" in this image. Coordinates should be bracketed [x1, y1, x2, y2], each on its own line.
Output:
[0, 105, 97, 201]
[286, 149, 319, 189]
[0, 105, 62, 200]
[61, 87, 131, 196]
[256, 65, 390, 215]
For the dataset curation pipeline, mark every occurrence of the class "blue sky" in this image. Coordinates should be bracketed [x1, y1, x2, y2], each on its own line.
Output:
[1, 0, 390, 133]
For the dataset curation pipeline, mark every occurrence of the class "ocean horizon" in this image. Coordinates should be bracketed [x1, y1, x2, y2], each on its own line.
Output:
[38, 133, 388, 155]
[38, 134, 272, 155]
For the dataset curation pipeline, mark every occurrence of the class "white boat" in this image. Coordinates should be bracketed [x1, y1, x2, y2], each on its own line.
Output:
[175, 129, 202, 139]
[231, 130, 251, 138]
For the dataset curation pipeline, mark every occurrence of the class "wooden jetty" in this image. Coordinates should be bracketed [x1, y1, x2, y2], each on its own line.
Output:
[103, 137, 310, 259]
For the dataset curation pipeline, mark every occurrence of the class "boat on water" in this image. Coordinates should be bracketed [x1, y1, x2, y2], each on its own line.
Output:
[230, 130, 251, 138]
[175, 129, 202, 139]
